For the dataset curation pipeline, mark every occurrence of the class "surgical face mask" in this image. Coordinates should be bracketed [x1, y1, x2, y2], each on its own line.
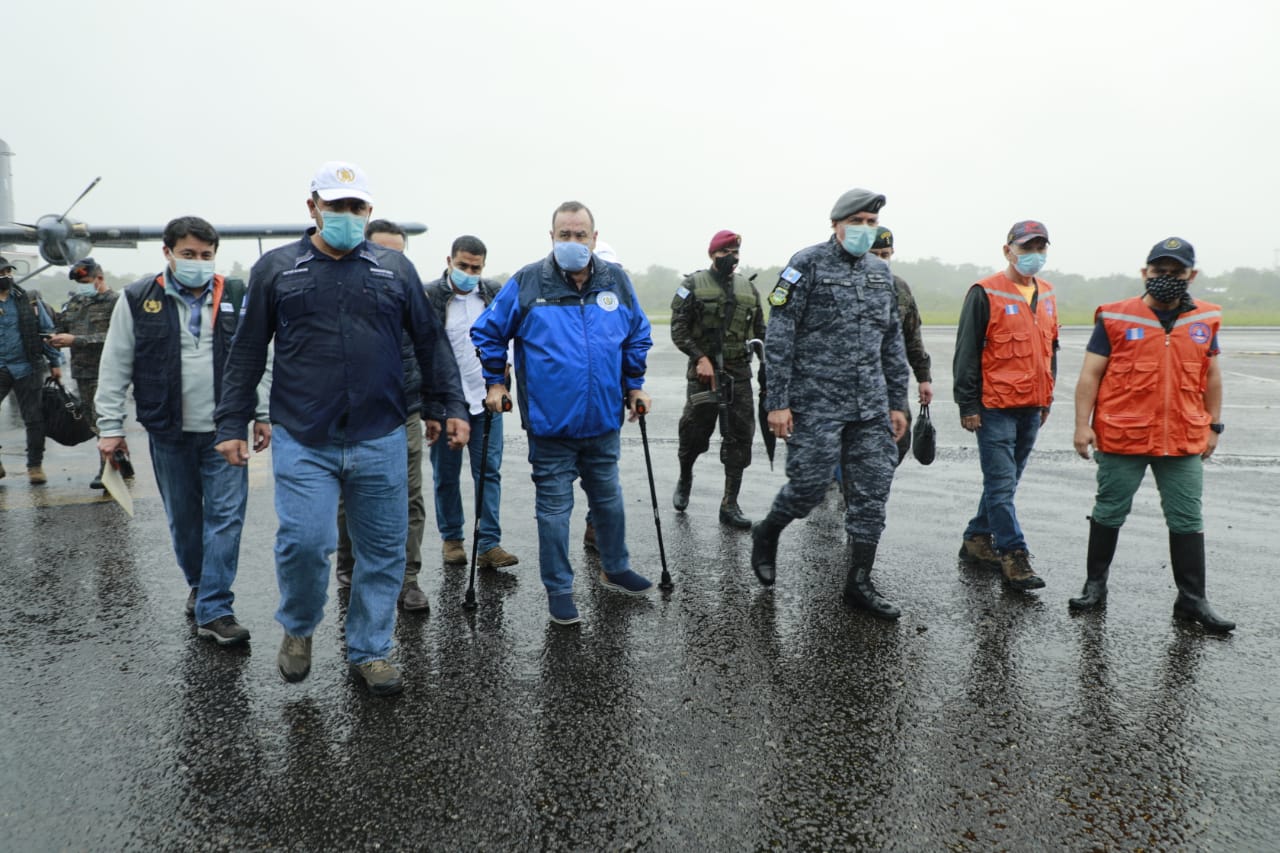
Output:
[553, 240, 592, 272]
[319, 211, 368, 252]
[72, 283, 97, 296]
[450, 267, 480, 293]
[1014, 251, 1046, 277]
[1145, 272, 1190, 304]
[840, 224, 877, 256]
[713, 254, 739, 276]
[172, 258, 215, 288]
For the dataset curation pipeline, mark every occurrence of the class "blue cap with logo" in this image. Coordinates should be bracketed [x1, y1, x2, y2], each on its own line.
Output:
[1007, 220, 1050, 246]
[1146, 237, 1195, 268]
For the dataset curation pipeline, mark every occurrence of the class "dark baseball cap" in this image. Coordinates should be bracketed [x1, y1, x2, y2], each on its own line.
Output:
[69, 257, 101, 279]
[0, 256, 14, 273]
[871, 226, 893, 251]
[1007, 220, 1050, 246]
[1146, 237, 1195, 268]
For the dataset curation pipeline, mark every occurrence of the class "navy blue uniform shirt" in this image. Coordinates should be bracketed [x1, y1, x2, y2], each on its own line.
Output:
[214, 232, 466, 446]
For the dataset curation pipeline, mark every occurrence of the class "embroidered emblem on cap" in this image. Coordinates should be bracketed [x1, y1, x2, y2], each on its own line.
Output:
[1188, 322, 1211, 345]
[142, 299, 162, 313]
[1165, 238, 1182, 249]
[335, 167, 356, 183]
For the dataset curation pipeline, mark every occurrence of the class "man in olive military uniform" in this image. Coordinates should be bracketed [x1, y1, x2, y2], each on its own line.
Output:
[51, 257, 118, 488]
[869, 227, 933, 465]
[751, 189, 909, 618]
[670, 230, 766, 529]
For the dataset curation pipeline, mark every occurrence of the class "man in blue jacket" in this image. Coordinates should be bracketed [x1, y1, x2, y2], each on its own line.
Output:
[471, 201, 653, 626]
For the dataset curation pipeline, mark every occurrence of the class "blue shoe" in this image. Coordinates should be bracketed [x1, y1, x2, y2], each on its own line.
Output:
[598, 569, 654, 596]
[548, 593, 581, 625]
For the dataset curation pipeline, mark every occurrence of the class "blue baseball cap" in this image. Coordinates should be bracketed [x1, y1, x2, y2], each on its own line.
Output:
[1146, 237, 1195, 268]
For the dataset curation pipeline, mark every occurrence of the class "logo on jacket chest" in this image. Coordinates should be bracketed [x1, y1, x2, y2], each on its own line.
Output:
[597, 292, 619, 312]
[142, 299, 163, 314]
[1187, 322, 1211, 345]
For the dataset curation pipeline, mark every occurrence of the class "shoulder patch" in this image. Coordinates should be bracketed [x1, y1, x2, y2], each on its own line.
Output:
[780, 266, 802, 284]
[769, 285, 791, 307]
[675, 285, 691, 300]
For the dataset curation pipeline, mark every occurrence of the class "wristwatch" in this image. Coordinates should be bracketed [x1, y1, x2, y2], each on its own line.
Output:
[1209, 423, 1225, 434]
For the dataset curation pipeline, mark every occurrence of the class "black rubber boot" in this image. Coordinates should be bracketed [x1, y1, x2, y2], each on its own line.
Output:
[672, 457, 694, 512]
[1069, 518, 1119, 611]
[842, 541, 901, 620]
[718, 470, 752, 530]
[89, 461, 106, 490]
[1169, 531, 1234, 633]
[750, 511, 788, 586]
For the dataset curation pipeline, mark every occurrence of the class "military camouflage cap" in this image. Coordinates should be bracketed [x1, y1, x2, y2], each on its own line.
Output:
[830, 188, 886, 221]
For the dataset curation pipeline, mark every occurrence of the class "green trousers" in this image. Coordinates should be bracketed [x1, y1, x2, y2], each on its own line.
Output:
[1091, 451, 1203, 534]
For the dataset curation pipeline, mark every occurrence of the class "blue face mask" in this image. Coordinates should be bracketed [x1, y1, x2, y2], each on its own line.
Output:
[71, 283, 96, 297]
[1014, 252, 1047, 276]
[553, 241, 593, 272]
[172, 258, 215, 288]
[320, 211, 368, 252]
[840, 224, 877, 256]
[450, 267, 480, 292]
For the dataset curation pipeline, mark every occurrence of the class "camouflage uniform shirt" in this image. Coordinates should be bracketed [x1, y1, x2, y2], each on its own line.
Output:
[893, 275, 931, 383]
[55, 289, 118, 380]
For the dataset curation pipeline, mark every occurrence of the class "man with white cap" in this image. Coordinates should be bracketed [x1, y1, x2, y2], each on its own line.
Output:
[214, 161, 468, 696]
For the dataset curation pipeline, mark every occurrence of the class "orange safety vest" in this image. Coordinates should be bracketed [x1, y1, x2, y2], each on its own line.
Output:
[1092, 295, 1220, 456]
[979, 272, 1057, 409]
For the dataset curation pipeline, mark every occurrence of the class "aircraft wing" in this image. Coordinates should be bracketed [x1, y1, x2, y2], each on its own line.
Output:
[0, 225, 38, 243]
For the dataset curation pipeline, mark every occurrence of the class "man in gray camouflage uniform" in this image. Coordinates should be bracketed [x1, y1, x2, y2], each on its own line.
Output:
[869, 226, 933, 465]
[751, 188, 910, 618]
[51, 257, 118, 488]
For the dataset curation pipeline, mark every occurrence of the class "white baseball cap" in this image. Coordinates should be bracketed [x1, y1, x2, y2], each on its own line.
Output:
[310, 160, 373, 204]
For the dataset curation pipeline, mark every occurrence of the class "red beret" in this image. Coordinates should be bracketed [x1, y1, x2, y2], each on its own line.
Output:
[708, 230, 741, 254]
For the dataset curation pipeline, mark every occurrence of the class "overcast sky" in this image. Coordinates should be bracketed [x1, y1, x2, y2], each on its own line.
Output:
[6, 0, 1278, 282]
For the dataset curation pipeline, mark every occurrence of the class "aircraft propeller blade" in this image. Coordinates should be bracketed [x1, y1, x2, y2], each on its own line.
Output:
[58, 177, 101, 222]
[14, 263, 53, 286]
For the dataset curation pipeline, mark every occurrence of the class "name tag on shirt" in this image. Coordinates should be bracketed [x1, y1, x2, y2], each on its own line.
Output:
[219, 302, 235, 313]
[1125, 327, 1144, 340]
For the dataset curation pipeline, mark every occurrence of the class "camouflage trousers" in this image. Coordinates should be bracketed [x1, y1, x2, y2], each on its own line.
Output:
[676, 361, 755, 471]
[770, 413, 897, 544]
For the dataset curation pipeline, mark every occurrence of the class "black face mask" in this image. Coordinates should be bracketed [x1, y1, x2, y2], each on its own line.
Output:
[0, 276, 12, 292]
[1145, 273, 1189, 304]
[713, 254, 738, 276]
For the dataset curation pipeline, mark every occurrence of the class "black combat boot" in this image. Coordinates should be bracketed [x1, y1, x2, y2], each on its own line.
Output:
[718, 470, 752, 530]
[89, 461, 105, 490]
[672, 457, 694, 512]
[1068, 518, 1119, 611]
[750, 511, 788, 586]
[1169, 531, 1235, 633]
[842, 541, 901, 620]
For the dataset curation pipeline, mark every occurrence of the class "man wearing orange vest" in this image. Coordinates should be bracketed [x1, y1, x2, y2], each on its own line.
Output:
[953, 220, 1058, 590]
[1069, 238, 1233, 633]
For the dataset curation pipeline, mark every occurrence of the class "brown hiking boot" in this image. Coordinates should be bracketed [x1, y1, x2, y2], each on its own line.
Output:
[959, 534, 1001, 569]
[398, 579, 430, 612]
[442, 539, 466, 566]
[477, 546, 519, 569]
[350, 659, 404, 697]
[583, 522, 598, 553]
[27, 466, 47, 485]
[1001, 549, 1046, 591]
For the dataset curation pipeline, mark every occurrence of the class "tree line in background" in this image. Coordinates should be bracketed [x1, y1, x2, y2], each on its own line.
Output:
[24, 259, 1280, 326]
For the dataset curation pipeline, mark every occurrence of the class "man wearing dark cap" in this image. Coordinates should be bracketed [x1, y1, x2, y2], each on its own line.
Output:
[869, 227, 933, 465]
[0, 255, 62, 484]
[751, 188, 909, 618]
[953, 220, 1059, 590]
[670, 229, 766, 528]
[1069, 238, 1233, 632]
[214, 161, 468, 696]
[50, 257, 118, 487]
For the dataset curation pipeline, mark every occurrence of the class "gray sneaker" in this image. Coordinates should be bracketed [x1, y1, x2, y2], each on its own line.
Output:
[277, 634, 312, 683]
[197, 616, 251, 646]
[350, 659, 403, 696]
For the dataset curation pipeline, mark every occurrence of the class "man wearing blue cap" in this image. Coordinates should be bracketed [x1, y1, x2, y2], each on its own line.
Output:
[1070, 237, 1233, 633]
[954, 220, 1059, 591]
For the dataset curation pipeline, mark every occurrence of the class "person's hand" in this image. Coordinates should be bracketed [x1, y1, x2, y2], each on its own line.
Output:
[98, 435, 127, 462]
[695, 356, 715, 387]
[48, 333, 74, 348]
[484, 383, 510, 414]
[918, 381, 934, 406]
[216, 439, 249, 467]
[424, 419, 443, 447]
[961, 414, 982, 432]
[890, 410, 908, 441]
[253, 421, 272, 453]
[49, 366, 62, 382]
[627, 389, 651, 421]
[446, 417, 471, 450]
[1202, 431, 1219, 460]
[1073, 425, 1095, 459]
[767, 408, 794, 440]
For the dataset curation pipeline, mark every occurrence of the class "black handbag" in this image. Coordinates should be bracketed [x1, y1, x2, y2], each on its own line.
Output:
[42, 377, 96, 446]
[912, 403, 936, 465]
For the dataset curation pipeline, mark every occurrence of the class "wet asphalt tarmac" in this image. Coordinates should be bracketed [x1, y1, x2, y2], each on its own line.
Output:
[2, 327, 1279, 851]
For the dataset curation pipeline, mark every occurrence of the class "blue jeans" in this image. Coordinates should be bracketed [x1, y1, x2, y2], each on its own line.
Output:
[528, 431, 629, 596]
[963, 407, 1041, 553]
[147, 431, 248, 624]
[271, 424, 407, 665]
[430, 410, 504, 551]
